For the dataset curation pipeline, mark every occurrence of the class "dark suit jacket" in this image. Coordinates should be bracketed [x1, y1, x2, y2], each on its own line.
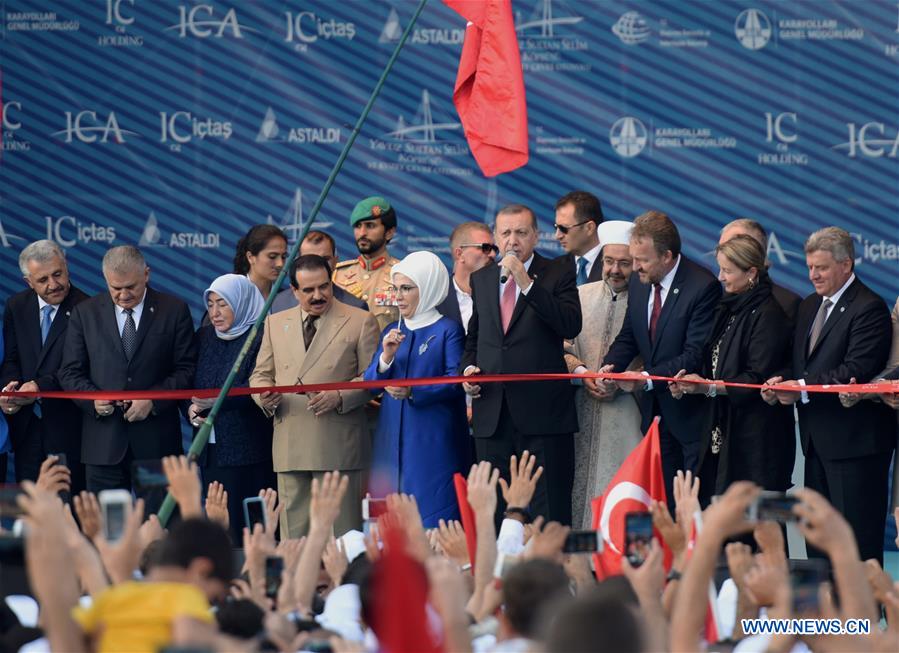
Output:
[791, 277, 894, 461]
[603, 256, 721, 444]
[270, 284, 368, 314]
[59, 287, 197, 465]
[460, 252, 582, 437]
[564, 253, 603, 284]
[437, 289, 462, 325]
[1, 286, 89, 457]
[772, 282, 801, 327]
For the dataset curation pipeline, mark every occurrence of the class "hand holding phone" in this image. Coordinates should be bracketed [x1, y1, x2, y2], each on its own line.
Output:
[563, 529, 602, 554]
[98, 489, 132, 542]
[746, 491, 799, 523]
[624, 511, 653, 568]
[265, 555, 284, 599]
[243, 496, 268, 532]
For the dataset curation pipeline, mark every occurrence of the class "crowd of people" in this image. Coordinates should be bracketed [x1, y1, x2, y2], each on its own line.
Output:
[0, 190, 898, 651]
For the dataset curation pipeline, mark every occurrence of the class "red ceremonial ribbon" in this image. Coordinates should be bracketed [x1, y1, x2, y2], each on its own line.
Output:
[0, 372, 895, 402]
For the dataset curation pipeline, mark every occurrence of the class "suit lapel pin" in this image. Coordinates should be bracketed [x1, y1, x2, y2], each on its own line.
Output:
[284, 324, 290, 332]
[66, 311, 70, 316]
[673, 288, 679, 295]
[150, 307, 155, 313]
[419, 335, 437, 356]
[840, 306, 845, 313]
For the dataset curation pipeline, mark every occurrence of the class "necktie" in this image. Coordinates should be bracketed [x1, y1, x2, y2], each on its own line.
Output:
[807, 298, 832, 355]
[649, 283, 663, 343]
[303, 315, 319, 350]
[576, 257, 589, 286]
[40, 305, 53, 345]
[121, 308, 137, 360]
[500, 279, 517, 334]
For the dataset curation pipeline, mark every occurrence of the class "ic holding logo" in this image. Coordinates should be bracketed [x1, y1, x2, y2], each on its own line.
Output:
[609, 117, 648, 158]
[735, 8, 771, 50]
[2, 102, 23, 131]
[765, 112, 797, 144]
[612, 11, 650, 45]
[106, 0, 135, 27]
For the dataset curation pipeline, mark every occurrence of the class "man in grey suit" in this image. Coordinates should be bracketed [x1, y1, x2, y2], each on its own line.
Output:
[59, 246, 196, 493]
[271, 231, 367, 314]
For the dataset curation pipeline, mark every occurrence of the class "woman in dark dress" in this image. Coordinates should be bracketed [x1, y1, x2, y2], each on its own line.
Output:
[670, 235, 794, 501]
[188, 273, 275, 542]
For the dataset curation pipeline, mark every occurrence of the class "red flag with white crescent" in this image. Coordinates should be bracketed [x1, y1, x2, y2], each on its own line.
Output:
[591, 416, 670, 579]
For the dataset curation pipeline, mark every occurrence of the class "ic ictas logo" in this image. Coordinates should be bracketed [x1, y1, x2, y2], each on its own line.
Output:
[170, 4, 252, 39]
[284, 11, 355, 49]
[45, 216, 116, 248]
[54, 111, 138, 144]
[159, 111, 233, 150]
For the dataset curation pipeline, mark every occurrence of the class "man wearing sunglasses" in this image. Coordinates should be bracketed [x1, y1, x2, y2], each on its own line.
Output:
[554, 191, 604, 286]
[437, 222, 497, 333]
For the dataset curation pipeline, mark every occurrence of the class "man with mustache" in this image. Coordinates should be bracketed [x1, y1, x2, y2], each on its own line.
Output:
[252, 254, 380, 537]
[333, 196, 401, 331]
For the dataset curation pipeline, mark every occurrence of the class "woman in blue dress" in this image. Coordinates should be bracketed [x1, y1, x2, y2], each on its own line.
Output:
[364, 251, 470, 526]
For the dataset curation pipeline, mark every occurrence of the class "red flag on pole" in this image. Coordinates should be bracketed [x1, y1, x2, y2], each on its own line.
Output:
[444, 0, 529, 177]
[591, 417, 670, 579]
[453, 472, 478, 571]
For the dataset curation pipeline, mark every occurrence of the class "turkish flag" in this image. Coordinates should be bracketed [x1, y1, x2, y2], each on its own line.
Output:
[591, 417, 670, 579]
[453, 472, 478, 571]
[444, 0, 529, 177]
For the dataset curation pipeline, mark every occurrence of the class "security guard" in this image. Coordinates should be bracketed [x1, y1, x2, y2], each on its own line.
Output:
[333, 196, 401, 331]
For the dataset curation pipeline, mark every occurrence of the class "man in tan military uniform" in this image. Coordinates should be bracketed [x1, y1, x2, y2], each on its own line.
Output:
[333, 196, 401, 331]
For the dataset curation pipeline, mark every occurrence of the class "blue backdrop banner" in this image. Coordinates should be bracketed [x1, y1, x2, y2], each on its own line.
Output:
[2, 0, 898, 320]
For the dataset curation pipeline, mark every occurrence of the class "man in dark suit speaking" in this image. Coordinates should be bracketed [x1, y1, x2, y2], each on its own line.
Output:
[1, 240, 89, 493]
[461, 204, 582, 525]
[600, 211, 721, 504]
[59, 245, 196, 493]
[765, 227, 894, 564]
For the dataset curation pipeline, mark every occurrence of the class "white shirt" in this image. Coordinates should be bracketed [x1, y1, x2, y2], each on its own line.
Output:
[576, 241, 602, 279]
[114, 290, 147, 336]
[646, 255, 681, 329]
[37, 296, 58, 329]
[454, 277, 474, 333]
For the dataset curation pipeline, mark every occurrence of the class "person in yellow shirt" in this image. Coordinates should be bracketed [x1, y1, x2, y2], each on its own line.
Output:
[72, 518, 233, 653]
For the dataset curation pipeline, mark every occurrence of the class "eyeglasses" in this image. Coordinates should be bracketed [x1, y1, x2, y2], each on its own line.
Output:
[459, 243, 499, 255]
[389, 284, 418, 296]
[553, 220, 592, 235]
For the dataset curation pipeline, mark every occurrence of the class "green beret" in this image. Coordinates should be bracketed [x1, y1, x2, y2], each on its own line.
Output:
[350, 196, 391, 226]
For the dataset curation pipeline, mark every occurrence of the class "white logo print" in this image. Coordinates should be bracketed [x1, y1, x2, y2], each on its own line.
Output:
[735, 9, 771, 50]
[609, 117, 648, 157]
[53, 111, 138, 144]
[167, 4, 256, 39]
[612, 11, 650, 45]
[515, 0, 583, 38]
[386, 90, 461, 143]
[833, 122, 899, 158]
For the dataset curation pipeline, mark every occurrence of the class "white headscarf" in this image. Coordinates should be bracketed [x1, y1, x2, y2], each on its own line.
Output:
[391, 251, 449, 330]
[203, 274, 265, 340]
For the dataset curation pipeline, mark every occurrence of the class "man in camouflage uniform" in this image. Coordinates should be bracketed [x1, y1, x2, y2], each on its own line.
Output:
[333, 196, 401, 331]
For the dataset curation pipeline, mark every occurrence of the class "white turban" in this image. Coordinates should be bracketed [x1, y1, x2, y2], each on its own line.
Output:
[597, 220, 634, 247]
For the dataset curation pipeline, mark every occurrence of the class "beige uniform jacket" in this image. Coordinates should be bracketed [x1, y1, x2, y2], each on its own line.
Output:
[250, 300, 380, 472]
[332, 254, 401, 331]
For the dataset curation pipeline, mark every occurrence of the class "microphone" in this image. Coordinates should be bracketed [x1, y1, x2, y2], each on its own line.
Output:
[500, 249, 514, 284]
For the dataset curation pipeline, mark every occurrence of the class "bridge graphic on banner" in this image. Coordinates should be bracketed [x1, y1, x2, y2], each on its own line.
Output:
[386, 89, 461, 143]
[515, 0, 583, 37]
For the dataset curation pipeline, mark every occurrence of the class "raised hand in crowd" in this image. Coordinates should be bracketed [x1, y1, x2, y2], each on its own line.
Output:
[259, 487, 283, 537]
[293, 471, 349, 615]
[94, 498, 146, 585]
[498, 450, 543, 512]
[434, 518, 469, 568]
[163, 455, 203, 518]
[205, 481, 229, 529]
[465, 461, 500, 618]
[725, 541, 757, 640]
[17, 481, 86, 653]
[139, 514, 165, 553]
[241, 523, 276, 610]
[673, 469, 700, 544]
[426, 556, 474, 653]
[73, 490, 102, 540]
[35, 454, 71, 495]
[622, 537, 667, 653]
[670, 480, 760, 652]
[60, 503, 110, 597]
[524, 520, 569, 563]
[322, 536, 347, 589]
[385, 492, 430, 562]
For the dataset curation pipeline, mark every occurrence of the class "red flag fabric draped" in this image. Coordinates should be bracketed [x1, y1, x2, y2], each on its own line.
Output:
[444, 0, 528, 177]
[370, 524, 442, 653]
[591, 417, 670, 579]
[453, 472, 478, 570]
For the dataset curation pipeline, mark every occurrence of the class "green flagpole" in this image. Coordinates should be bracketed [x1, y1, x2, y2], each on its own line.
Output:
[158, 0, 431, 526]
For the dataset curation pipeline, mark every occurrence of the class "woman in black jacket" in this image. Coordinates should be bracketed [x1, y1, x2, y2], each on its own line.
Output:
[670, 235, 794, 501]
[188, 273, 275, 541]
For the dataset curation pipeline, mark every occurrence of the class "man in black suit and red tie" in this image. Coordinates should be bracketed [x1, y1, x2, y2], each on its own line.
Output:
[461, 204, 582, 525]
[764, 227, 894, 564]
[601, 210, 721, 506]
[59, 245, 196, 493]
[1, 240, 89, 493]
